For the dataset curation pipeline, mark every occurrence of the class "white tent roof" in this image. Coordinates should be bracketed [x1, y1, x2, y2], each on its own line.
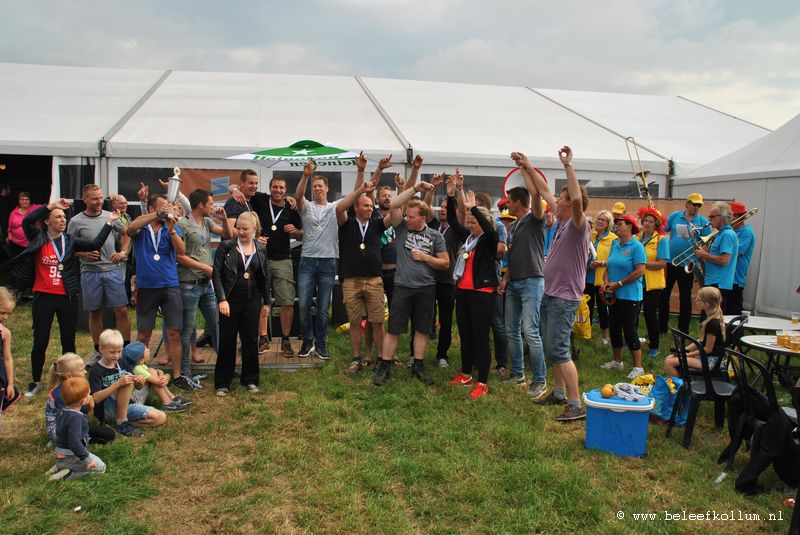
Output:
[677, 112, 800, 182]
[0, 63, 772, 173]
[359, 77, 665, 172]
[0, 62, 164, 156]
[107, 71, 408, 160]
[534, 88, 770, 170]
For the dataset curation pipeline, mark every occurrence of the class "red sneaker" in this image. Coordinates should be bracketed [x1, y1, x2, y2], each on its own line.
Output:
[469, 382, 489, 399]
[449, 373, 473, 385]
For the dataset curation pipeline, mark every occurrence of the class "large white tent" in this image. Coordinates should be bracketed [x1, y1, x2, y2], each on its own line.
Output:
[674, 113, 800, 317]
[0, 62, 770, 201]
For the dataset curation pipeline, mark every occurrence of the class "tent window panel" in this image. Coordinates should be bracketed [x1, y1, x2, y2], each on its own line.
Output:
[573, 180, 660, 200]
[118, 167, 173, 205]
[273, 171, 342, 200]
[59, 163, 95, 200]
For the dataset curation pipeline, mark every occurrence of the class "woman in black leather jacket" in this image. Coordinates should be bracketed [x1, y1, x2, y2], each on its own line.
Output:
[8, 199, 118, 396]
[212, 212, 270, 396]
[445, 186, 499, 399]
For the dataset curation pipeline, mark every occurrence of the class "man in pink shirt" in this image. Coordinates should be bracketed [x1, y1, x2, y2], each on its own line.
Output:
[512, 147, 590, 421]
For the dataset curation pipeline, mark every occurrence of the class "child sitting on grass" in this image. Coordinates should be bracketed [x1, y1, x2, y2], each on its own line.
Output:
[45, 353, 115, 446]
[89, 329, 166, 437]
[0, 287, 20, 417]
[119, 342, 190, 412]
[51, 377, 106, 480]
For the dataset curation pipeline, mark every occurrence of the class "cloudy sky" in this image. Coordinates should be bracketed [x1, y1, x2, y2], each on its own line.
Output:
[1, 0, 797, 129]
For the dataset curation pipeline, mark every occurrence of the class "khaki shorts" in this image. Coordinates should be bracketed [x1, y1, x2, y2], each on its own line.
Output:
[268, 258, 295, 306]
[342, 276, 385, 325]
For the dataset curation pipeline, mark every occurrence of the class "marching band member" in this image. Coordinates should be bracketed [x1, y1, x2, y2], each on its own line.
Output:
[729, 201, 755, 316]
[696, 201, 738, 314]
[636, 206, 669, 358]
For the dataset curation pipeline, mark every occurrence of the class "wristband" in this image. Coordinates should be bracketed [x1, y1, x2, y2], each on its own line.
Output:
[617, 280, 624, 287]
[564, 162, 573, 168]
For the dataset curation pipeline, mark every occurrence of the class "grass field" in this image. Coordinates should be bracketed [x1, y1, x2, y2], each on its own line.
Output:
[0, 302, 795, 534]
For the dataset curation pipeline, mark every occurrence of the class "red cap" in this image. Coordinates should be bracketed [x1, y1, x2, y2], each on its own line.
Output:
[636, 206, 666, 232]
[730, 201, 747, 216]
[614, 214, 640, 234]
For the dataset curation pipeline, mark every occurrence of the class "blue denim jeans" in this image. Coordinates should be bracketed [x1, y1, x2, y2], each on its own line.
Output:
[180, 281, 218, 376]
[298, 257, 336, 356]
[492, 292, 508, 369]
[504, 276, 545, 383]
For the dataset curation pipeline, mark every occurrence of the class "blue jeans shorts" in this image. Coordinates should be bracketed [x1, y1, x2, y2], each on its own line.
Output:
[541, 294, 580, 365]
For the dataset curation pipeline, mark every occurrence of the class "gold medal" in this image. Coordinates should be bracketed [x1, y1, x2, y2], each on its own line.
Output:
[271, 224, 277, 231]
[317, 225, 323, 231]
[463, 252, 470, 260]
[243, 272, 251, 280]
[153, 254, 160, 261]
[359, 243, 365, 250]
[57, 263, 64, 272]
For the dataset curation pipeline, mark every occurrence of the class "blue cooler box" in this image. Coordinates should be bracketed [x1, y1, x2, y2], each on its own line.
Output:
[583, 389, 654, 457]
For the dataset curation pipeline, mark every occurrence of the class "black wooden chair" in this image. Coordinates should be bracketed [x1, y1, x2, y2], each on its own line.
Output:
[666, 328, 737, 448]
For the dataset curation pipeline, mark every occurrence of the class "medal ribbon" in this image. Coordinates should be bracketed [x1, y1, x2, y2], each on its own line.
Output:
[147, 224, 162, 256]
[358, 218, 369, 245]
[237, 239, 255, 273]
[49, 233, 66, 265]
[269, 203, 284, 230]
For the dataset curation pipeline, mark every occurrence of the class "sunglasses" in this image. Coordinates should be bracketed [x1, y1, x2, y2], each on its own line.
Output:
[691, 203, 703, 208]
[613, 219, 628, 225]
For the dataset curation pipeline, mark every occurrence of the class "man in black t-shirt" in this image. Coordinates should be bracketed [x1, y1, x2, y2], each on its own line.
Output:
[336, 180, 388, 373]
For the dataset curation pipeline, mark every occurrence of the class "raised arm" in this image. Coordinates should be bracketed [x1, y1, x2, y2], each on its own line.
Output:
[293, 159, 316, 213]
[453, 169, 467, 225]
[559, 146, 586, 230]
[209, 205, 235, 239]
[336, 180, 376, 225]
[389, 181, 434, 227]
[354, 151, 367, 192]
[126, 210, 160, 237]
[404, 155, 423, 191]
[511, 152, 551, 219]
[424, 174, 443, 221]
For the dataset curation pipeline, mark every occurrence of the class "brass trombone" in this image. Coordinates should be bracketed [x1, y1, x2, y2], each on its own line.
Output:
[670, 207, 758, 284]
[625, 137, 654, 208]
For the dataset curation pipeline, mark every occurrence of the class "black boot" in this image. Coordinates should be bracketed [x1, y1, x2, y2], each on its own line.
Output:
[411, 359, 434, 385]
[373, 359, 392, 386]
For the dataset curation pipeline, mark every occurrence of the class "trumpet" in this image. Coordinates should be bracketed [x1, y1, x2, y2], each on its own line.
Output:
[625, 137, 654, 208]
[670, 207, 759, 284]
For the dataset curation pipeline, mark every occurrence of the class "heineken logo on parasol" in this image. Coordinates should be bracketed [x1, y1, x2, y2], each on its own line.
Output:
[227, 140, 358, 167]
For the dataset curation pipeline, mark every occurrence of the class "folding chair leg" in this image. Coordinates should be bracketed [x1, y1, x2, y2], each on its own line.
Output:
[682, 398, 700, 448]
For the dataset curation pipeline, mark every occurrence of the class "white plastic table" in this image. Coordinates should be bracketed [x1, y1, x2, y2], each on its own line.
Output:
[724, 315, 796, 333]
[740, 335, 800, 388]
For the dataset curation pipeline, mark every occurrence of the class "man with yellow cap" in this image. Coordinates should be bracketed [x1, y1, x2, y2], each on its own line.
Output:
[659, 192, 710, 333]
[612, 202, 626, 217]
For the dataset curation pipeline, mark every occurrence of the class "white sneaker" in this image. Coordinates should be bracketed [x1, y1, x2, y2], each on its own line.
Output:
[626, 367, 645, 379]
[438, 358, 449, 368]
[639, 337, 647, 344]
[602, 338, 609, 346]
[600, 360, 624, 370]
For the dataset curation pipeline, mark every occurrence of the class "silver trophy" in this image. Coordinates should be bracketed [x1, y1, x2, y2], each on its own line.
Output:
[161, 167, 182, 219]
